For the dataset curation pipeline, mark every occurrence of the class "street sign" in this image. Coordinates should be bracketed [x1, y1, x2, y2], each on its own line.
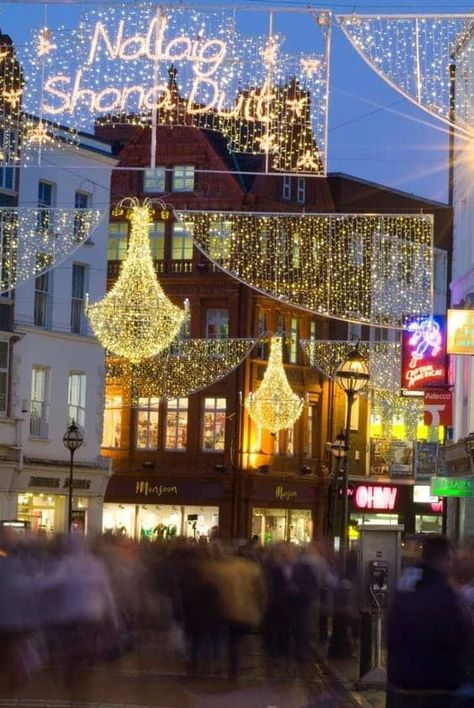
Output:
[430, 476, 474, 497]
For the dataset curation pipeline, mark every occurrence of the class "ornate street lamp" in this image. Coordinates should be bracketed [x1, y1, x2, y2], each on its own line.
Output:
[63, 420, 84, 533]
[329, 343, 369, 659]
[328, 430, 347, 537]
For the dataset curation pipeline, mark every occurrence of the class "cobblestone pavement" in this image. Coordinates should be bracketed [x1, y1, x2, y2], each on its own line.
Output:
[0, 633, 362, 708]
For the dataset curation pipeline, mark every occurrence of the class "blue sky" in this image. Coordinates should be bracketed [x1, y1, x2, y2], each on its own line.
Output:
[1, 0, 471, 203]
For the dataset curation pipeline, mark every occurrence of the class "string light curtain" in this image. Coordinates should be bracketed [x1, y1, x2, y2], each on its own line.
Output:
[338, 14, 474, 135]
[246, 336, 304, 433]
[0, 206, 103, 293]
[301, 340, 402, 394]
[181, 210, 433, 328]
[107, 338, 256, 401]
[15, 4, 330, 173]
[86, 198, 187, 362]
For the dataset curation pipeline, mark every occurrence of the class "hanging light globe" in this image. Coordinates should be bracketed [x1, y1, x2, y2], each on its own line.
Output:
[86, 198, 187, 363]
[245, 336, 304, 433]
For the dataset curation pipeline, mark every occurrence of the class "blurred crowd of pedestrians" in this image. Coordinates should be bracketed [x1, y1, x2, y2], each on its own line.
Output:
[0, 531, 337, 689]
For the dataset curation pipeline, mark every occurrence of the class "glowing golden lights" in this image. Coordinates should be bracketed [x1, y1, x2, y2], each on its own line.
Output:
[246, 336, 304, 433]
[86, 198, 187, 363]
[107, 339, 256, 401]
[183, 211, 433, 328]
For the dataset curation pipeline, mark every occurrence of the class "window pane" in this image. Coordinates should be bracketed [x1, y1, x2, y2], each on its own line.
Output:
[172, 222, 193, 260]
[144, 167, 166, 193]
[172, 165, 194, 192]
[165, 398, 188, 450]
[202, 397, 226, 451]
[209, 221, 232, 261]
[148, 222, 165, 260]
[102, 395, 122, 448]
[107, 223, 128, 261]
[68, 372, 86, 428]
[206, 308, 229, 339]
[30, 367, 49, 438]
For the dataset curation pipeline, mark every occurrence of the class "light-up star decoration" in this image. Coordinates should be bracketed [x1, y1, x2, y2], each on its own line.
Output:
[338, 14, 474, 135]
[37, 28, 57, 57]
[86, 198, 187, 363]
[246, 336, 304, 433]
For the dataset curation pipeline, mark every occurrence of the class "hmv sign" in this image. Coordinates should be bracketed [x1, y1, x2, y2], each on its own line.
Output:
[352, 484, 399, 511]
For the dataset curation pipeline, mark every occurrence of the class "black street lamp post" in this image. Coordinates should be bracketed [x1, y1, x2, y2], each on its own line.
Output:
[328, 430, 347, 537]
[63, 420, 84, 533]
[328, 344, 369, 658]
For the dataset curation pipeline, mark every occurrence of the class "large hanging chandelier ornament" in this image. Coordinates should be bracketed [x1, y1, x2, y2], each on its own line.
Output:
[337, 14, 474, 135]
[181, 210, 433, 328]
[246, 336, 304, 433]
[107, 338, 256, 401]
[86, 198, 187, 363]
[0, 206, 103, 293]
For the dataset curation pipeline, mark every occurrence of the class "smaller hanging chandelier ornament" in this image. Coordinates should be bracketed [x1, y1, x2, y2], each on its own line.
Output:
[86, 197, 187, 363]
[246, 336, 304, 433]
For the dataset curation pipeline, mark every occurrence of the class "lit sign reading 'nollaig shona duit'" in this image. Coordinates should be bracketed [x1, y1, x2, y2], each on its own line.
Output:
[19, 6, 329, 172]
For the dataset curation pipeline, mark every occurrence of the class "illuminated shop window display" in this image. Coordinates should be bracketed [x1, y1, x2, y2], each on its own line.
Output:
[102, 503, 219, 541]
[251, 507, 312, 545]
[17, 493, 88, 535]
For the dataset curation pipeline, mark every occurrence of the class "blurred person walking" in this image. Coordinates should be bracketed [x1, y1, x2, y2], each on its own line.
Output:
[387, 535, 473, 708]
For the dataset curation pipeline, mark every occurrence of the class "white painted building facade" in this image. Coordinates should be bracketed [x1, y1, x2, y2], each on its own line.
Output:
[0, 133, 115, 535]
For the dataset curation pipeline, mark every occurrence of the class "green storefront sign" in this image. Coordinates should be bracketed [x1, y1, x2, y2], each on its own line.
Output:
[430, 476, 474, 497]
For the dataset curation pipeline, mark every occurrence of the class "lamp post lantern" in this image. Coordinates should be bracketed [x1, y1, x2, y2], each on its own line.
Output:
[328, 343, 369, 659]
[335, 344, 370, 574]
[63, 420, 84, 533]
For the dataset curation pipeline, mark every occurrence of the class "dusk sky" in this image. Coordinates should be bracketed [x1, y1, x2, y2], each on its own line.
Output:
[1, 0, 472, 203]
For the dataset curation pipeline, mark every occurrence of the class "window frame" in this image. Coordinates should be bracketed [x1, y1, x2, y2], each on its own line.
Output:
[143, 166, 166, 193]
[30, 365, 50, 439]
[148, 221, 165, 261]
[37, 180, 55, 233]
[102, 394, 122, 449]
[67, 371, 86, 430]
[34, 254, 53, 328]
[171, 221, 193, 261]
[202, 397, 227, 452]
[0, 339, 9, 416]
[282, 175, 291, 200]
[205, 308, 229, 339]
[135, 396, 160, 450]
[107, 222, 128, 261]
[172, 165, 195, 192]
[71, 263, 87, 334]
[165, 397, 188, 450]
[296, 177, 306, 205]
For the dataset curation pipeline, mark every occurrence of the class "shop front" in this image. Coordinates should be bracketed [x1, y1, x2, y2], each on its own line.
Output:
[7, 463, 111, 536]
[348, 480, 443, 538]
[239, 476, 321, 545]
[103, 474, 231, 541]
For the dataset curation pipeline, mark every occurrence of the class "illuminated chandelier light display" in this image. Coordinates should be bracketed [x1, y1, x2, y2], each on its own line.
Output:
[107, 338, 256, 401]
[246, 336, 304, 433]
[86, 198, 187, 363]
[181, 210, 433, 328]
[0, 206, 102, 293]
[15, 4, 330, 173]
[0, 34, 23, 165]
[337, 14, 474, 135]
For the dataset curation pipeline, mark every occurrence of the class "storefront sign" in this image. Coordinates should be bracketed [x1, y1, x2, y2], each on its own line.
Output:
[29, 476, 61, 488]
[105, 475, 224, 502]
[354, 485, 398, 511]
[136, 481, 178, 497]
[401, 316, 446, 392]
[275, 485, 298, 502]
[423, 389, 452, 427]
[63, 478, 92, 490]
[430, 476, 474, 497]
[447, 309, 474, 355]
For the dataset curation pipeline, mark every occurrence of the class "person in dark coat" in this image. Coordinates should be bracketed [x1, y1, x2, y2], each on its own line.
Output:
[387, 535, 473, 708]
